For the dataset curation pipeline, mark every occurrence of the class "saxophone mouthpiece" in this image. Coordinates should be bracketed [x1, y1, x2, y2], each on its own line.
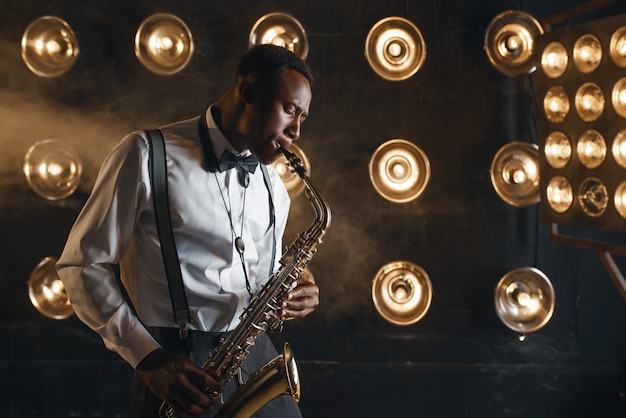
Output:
[280, 145, 306, 178]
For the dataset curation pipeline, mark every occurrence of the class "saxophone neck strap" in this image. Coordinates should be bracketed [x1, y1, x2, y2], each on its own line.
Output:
[146, 129, 192, 339]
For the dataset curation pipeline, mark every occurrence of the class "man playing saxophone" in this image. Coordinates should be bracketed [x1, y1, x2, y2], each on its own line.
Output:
[56, 44, 318, 417]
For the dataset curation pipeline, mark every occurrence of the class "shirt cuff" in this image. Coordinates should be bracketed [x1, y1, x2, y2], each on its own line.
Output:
[105, 323, 161, 369]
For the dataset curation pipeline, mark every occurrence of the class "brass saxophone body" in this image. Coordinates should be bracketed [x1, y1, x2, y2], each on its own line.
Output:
[160, 147, 331, 418]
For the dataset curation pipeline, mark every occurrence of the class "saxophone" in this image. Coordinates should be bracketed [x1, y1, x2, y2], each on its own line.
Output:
[159, 147, 332, 418]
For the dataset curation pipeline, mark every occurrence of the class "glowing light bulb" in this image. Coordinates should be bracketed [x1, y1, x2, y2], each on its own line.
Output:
[544, 86, 569, 122]
[546, 176, 573, 213]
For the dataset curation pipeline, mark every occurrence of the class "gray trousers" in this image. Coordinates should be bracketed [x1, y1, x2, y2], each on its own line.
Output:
[130, 328, 302, 418]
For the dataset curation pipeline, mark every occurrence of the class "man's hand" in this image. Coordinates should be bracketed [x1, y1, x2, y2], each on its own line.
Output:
[136, 348, 223, 418]
[281, 278, 319, 320]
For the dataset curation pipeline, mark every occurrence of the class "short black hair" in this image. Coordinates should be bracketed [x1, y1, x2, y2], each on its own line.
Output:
[236, 44, 314, 87]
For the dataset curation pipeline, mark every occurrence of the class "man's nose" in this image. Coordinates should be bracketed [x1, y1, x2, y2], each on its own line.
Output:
[286, 119, 301, 140]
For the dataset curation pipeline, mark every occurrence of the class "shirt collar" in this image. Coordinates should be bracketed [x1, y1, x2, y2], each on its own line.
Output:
[200, 105, 252, 172]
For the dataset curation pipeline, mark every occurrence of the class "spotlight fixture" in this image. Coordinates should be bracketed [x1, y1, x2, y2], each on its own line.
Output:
[371, 261, 432, 326]
[365, 16, 427, 81]
[544, 131, 572, 169]
[27, 256, 74, 320]
[574, 82, 605, 122]
[23, 139, 82, 200]
[249, 12, 308, 59]
[534, 12, 626, 231]
[369, 139, 431, 203]
[272, 143, 310, 197]
[534, 12, 626, 300]
[484, 10, 544, 76]
[20, 16, 79, 78]
[609, 26, 626, 68]
[134, 13, 194, 75]
[611, 77, 626, 118]
[543, 85, 570, 123]
[490, 141, 540, 207]
[541, 41, 569, 79]
[573, 34, 602, 74]
[494, 267, 555, 334]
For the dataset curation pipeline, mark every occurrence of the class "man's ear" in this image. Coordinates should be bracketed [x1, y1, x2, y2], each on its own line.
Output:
[239, 82, 259, 104]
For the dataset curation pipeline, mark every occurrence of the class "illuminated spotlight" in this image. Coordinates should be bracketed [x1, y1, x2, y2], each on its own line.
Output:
[543, 85, 570, 123]
[27, 256, 74, 320]
[578, 177, 608, 217]
[534, 12, 626, 232]
[369, 139, 430, 203]
[574, 82, 604, 122]
[494, 267, 555, 335]
[20, 16, 79, 78]
[249, 12, 308, 59]
[612, 128, 626, 168]
[23, 139, 82, 200]
[577, 129, 606, 169]
[541, 41, 568, 79]
[544, 131, 572, 169]
[371, 261, 432, 326]
[365, 16, 426, 81]
[135, 13, 194, 75]
[609, 26, 626, 68]
[611, 77, 626, 118]
[490, 141, 540, 207]
[484, 10, 544, 76]
[272, 143, 310, 197]
[614, 180, 626, 219]
[546, 176, 573, 214]
[573, 34, 602, 74]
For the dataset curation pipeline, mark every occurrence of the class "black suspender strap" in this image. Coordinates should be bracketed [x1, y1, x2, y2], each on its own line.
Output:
[260, 164, 277, 277]
[146, 129, 192, 339]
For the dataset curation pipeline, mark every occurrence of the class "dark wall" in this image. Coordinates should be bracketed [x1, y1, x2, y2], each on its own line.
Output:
[1, 1, 625, 417]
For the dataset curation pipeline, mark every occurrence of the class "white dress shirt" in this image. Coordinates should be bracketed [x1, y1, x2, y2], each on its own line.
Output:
[56, 107, 291, 368]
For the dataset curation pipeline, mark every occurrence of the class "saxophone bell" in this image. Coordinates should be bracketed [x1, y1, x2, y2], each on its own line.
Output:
[214, 342, 300, 418]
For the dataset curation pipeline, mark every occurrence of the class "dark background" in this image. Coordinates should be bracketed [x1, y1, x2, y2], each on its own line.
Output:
[1, 1, 626, 417]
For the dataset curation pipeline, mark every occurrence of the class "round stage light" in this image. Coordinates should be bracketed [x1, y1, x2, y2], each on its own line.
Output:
[614, 180, 626, 219]
[544, 131, 572, 169]
[577, 129, 606, 169]
[578, 177, 608, 217]
[609, 26, 626, 68]
[543, 86, 570, 123]
[494, 267, 555, 334]
[540, 41, 568, 79]
[369, 139, 430, 203]
[484, 10, 543, 75]
[372, 261, 432, 326]
[546, 176, 573, 214]
[611, 77, 626, 118]
[23, 139, 82, 200]
[575, 82, 605, 122]
[249, 12, 308, 59]
[573, 34, 602, 74]
[612, 128, 626, 169]
[135, 13, 194, 75]
[365, 16, 427, 81]
[21, 16, 79, 77]
[27, 256, 74, 320]
[490, 141, 539, 207]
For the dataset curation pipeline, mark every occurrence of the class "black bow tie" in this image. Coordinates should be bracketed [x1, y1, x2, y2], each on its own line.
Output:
[218, 150, 259, 173]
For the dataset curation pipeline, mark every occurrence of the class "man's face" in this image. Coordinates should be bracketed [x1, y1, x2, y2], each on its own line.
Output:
[242, 68, 312, 165]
